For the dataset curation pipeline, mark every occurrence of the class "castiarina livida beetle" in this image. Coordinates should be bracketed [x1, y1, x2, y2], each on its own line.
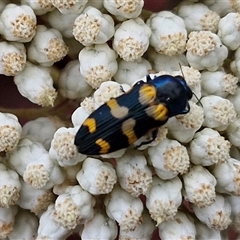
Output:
[74, 74, 193, 155]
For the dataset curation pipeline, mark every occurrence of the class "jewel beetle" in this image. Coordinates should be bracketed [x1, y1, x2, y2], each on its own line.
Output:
[74, 74, 193, 155]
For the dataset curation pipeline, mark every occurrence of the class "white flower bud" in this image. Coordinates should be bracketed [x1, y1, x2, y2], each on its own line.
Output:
[119, 211, 155, 240]
[22, 116, 65, 150]
[73, 6, 114, 46]
[37, 205, 71, 240]
[103, 0, 143, 20]
[158, 211, 196, 240]
[192, 194, 231, 231]
[201, 95, 236, 131]
[21, 0, 54, 15]
[213, 158, 240, 195]
[189, 128, 231, 166]
[14, 62, 57, 107]
[203, 0, 240, 17]
[114, 57, 152, 86]
[227, 88, 240, 114]
[186, 31, 228, 71]
[116, 150, 152, 197]
[167, 101, 204, 143]
[0, 41, 26, 76]
[177, 2, 220, 33]
[183, 165, 217, 207]
[81, 212, 118, 240]
[18, 179, 56, 216]
[226, 195, 240, 232]
[9, 138, 47, 176]
[49, 126, 86, 167]
[146, 176, 182, 226]
[218, 12, 240, 50]
[0, 205, 18, 239]
[201, 70, 238, 98]
[226, 116, 240, 147]
[77, 157, 117, 195]
[51, 0, 87, 14]
[0, 3, 36, 42]
[0, 163, 21, 208]
[113, 18, 151, 61]
[58, 60, 92, 100]
[23, 152, 65, 190]
[104, 185, 143, 232]
[147, 11, 187, 56]
[147, 48, 188, 72]
[46, 9, 78, 38]
[8, 209, 38, 240]
[27, 25, 68, 67]
[79, 43, 118, 89]
[0, 112, 22, 152]
[148, 138, 190, 179]
[52, 185, 95, 229]
[196, 221, 221, 239]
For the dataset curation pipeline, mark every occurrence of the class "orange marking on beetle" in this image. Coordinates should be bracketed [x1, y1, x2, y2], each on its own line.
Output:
[83, 118, 97, 133]
[95, 138, 110, 154]
[138, 84, 157, 105]
[146, 104, 168, 121]
[122, 118, 137, 144]
[107, 99, 129, 119]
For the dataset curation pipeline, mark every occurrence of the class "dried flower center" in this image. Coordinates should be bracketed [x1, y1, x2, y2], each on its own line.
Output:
[23, 164, 50, 189]
[53, 198, 80, 229]
[186, 31, 216, 56]
[163, 146, 190, 174]
[213, 100, 236, 125]
[176, 103, 204, 129]
[117, 37, 144, 61]
[95, 169, 116, 194]
[85, 65, 112, 89]
[0, 125, 20, 152]
[149, 200, 178, 225]
[222, 74, 238, 95]
[200, 11, 220, 32]
[206, 136, 230, 164]
[36, 86, 57, 107]
[0, 185, 20, 208]
[11, 13, 36, 40]
[2, 52, 26, 76]
[53, 132, 78, 160]
[159, 32, 186, 56]
[80, 97, 95, 114]
[192, 183, 216, 208]
[120, 208, 142, 231]
[51, 0, 78, 10]
[45, 38, 68, 62]
[73, 15, 100, 44]
[38, 0, 54, 9]
[116, 0, 142, 13]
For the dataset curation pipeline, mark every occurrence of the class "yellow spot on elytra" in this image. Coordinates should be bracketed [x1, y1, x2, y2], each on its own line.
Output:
[95, 138, 110, 154]
[146, 104, 168, 121]
[122, 118, 137, 144]
[138, 84, 156, 105]
[83, 118, 96, 133]
[107, 99, 129, 119]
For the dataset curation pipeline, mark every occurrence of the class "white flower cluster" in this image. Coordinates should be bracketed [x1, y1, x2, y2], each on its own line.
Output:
[1, 0, 240, 239]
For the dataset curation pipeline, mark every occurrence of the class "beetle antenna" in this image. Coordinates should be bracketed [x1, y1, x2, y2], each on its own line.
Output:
[178, 63, 202, 107]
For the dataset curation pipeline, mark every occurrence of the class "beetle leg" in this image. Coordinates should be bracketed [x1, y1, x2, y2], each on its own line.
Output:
[135, 128, 158, 149]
